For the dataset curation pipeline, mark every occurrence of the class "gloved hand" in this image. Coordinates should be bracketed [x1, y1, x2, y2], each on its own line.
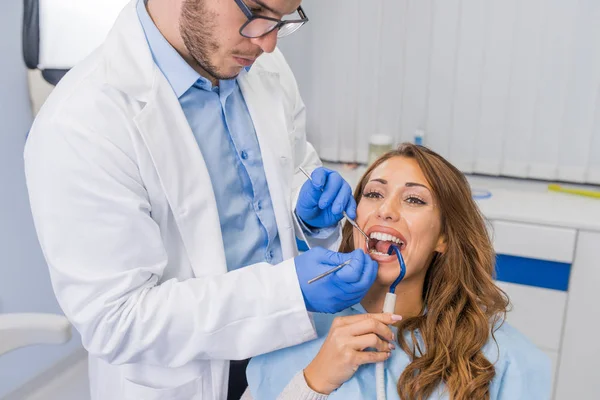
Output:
[296, 167, 356, 229]
[295, 247, 379, 313]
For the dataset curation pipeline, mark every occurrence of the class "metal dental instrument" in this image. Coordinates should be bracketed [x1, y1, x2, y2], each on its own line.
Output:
[298, 166, 372, 284]
[343, 211, 370, 246]
[307, 259, 352, 284]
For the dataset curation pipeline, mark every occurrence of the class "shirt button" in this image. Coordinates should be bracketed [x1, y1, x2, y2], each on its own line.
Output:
[257, 201, 262, 210]
[241, 151, 248, 160]
[269, 250, 274, 258]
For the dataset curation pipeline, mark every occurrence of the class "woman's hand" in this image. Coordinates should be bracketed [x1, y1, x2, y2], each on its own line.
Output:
[303, 313, 402, 395]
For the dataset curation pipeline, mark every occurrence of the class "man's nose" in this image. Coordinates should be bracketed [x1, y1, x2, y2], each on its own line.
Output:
[250, 29, 278, 53]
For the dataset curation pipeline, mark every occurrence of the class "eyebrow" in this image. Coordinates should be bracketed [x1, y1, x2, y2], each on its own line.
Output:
[368, 178, 431, 191]
[248, 0, 286, 16]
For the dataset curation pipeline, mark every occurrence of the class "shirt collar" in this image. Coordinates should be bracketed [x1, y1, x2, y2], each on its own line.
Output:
[136, 0, 204, 97]
[136, 0, 250, 98]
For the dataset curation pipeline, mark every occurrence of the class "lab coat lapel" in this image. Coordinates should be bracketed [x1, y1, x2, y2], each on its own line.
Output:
[134, 70, 227, 277]
[238, 69, 296, 258]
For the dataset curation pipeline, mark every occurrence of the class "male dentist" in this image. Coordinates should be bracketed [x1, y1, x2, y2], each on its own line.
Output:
[24, 0, 378, 398]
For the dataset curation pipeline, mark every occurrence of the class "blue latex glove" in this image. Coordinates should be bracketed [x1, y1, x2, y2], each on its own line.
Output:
[296, 167, 356, 229]
[295, 247, 379, 313]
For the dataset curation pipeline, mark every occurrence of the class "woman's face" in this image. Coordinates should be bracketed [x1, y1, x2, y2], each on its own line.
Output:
[353, 156, 447, 286]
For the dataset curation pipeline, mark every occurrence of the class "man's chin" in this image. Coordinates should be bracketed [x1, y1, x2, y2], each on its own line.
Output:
[208, 65, 244, 81]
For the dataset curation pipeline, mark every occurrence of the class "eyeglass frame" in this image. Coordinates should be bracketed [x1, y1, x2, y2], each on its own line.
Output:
[234, 0, 309, 38]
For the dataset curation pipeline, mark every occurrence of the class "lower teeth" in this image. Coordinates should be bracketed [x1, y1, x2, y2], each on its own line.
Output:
[370, 250, 391, 256]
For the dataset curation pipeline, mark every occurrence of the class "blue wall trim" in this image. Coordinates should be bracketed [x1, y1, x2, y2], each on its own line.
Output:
[495, 254, 571, 291]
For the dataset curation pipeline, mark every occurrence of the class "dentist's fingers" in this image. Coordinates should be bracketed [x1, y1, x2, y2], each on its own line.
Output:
[310, 167, 329, 191]
[333, 249, 368, 284]
[331, 183, 353, 216]
[357, 256, 379, 290]
[344, 194, 357, 221]
[318, 171, 343, 210]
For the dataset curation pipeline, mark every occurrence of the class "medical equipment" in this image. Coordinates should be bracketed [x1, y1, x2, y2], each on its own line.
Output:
[307, 259, 352, 284]
[548, 184, 600, 199]
[376, 244, 406, 400]
[368, 134, 393, 164]
[342, 212, 370, 245]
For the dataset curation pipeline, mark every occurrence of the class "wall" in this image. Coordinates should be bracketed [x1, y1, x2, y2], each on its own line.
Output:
[0, 1, 81, 397]
[286, 0, 600, 184]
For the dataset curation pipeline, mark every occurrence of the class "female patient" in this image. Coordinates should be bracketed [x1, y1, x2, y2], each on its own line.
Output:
[242, 144, 550, 400]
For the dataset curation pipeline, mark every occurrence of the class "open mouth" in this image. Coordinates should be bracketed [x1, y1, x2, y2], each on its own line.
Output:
[368, 231, 406, 256]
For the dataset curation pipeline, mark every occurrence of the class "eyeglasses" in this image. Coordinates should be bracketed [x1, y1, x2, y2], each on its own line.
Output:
[234, 0, 309, 39]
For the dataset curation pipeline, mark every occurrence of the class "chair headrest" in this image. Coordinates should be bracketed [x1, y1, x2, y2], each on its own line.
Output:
[23, 0, 128, 84]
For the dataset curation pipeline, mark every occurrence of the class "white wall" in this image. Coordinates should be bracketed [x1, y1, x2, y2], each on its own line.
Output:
[0, 2, 81, 397]
[283, 0, 600, 185]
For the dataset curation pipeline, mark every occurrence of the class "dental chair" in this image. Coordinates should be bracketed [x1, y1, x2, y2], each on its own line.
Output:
[22, 0, 128, 85]
[0, 314, 71, 357]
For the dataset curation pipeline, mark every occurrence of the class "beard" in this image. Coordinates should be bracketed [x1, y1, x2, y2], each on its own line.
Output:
[179, 0, 240, 81]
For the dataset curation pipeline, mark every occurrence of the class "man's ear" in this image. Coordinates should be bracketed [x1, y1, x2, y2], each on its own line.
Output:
[434, 234, 447, 254]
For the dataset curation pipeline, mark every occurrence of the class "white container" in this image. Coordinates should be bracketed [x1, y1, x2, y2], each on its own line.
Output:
[368, 134, 394, 165]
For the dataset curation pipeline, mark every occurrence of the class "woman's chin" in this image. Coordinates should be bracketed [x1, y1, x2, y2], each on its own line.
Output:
[373, 275, 401, 289]
[372, 261, 403, 286]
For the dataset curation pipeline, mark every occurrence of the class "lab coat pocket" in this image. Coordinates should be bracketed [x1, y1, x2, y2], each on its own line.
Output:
[123, 376, 203, 400]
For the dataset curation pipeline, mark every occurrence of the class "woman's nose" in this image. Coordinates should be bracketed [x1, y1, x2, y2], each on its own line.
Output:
[251, 30, 278, 54]
[377, 199, 401, 222]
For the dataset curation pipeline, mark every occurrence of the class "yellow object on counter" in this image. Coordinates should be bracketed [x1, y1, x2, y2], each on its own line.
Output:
[548, 184, 600, 199]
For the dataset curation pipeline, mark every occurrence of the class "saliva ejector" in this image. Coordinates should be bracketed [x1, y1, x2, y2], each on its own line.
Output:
[376, 244, 406, 400]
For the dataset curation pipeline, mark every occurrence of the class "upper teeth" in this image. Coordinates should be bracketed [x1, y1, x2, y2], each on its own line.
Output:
[369, 232, 404, 246]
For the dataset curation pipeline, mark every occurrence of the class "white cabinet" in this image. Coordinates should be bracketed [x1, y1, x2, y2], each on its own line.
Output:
[554, 231, 600, 399]
[475, 188, 600, 399]
[490, 220, 576, 264]
[495, 281, 566, 360]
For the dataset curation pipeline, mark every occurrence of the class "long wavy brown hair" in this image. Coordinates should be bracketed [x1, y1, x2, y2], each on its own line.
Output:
[339, 143, 509, 399]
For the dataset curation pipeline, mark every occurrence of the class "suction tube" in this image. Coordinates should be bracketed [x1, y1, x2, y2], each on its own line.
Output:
[376, 245, 406, 400]
[387, 245, 406, 294]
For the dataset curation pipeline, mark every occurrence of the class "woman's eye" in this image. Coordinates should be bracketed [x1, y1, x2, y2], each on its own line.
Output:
[405, 196, 426, 205]
[363, 191, 383, 199]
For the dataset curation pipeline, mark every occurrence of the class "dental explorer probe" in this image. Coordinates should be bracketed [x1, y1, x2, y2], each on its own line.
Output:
[307, 259, 352, 284]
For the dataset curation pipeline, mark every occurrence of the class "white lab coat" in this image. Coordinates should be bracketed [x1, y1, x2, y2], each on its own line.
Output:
[24, 1, 339, 398]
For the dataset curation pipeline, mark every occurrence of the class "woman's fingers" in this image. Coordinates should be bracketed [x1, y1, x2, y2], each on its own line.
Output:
[338, 315, 398, 342]
[355, 350, 392, 366]
[331, 313, 402, 329]
[350, 333, 395, 353]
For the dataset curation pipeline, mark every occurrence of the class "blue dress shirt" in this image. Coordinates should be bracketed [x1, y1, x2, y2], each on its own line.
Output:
[136, 0, 283, 270]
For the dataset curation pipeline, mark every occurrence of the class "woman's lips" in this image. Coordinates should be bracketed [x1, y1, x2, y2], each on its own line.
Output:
[365, 225, 408, 245]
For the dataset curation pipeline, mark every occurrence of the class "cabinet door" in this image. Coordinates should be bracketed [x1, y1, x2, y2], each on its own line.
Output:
[496, 281, 567, 352]
[555, 231, 600, 399]
[490, 220, 576, 399]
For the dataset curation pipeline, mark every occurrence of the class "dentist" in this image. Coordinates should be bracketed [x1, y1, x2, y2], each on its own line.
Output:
[24, 0, 378, 399]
